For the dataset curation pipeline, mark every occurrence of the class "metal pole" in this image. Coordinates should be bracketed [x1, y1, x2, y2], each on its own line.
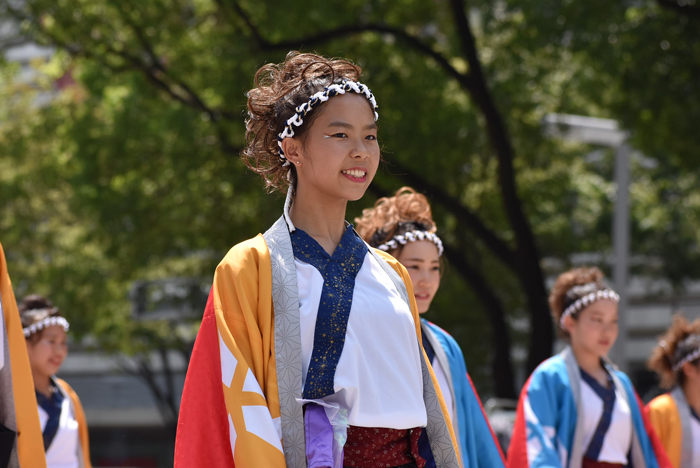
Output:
[611, 143, 631, 371]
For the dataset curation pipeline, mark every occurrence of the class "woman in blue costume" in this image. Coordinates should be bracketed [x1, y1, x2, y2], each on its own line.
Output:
[355, 187, 506, 468]
[507, 267, 670, 468]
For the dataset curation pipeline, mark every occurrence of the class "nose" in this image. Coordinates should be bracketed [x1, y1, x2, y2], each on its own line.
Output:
[415, 269, 430, 284]
[351, 136, 371, 159]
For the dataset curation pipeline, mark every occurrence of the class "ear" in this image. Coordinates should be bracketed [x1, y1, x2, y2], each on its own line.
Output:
[563, 314, 576, 334]
[281, 137, 303, 165]
[683, 361, 700, 380]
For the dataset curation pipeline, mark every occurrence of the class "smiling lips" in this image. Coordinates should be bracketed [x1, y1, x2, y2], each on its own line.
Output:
[49, 357, 63, 367]
[342, 168, 367, 181]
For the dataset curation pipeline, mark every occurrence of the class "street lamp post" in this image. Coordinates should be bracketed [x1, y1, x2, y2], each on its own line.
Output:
[543, 114, 631, 371]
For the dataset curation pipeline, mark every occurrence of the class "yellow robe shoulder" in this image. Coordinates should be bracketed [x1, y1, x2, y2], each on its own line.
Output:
[646, 393, 681, 468]
[0, 242, 46, 468]
[55, 378, 92, 468]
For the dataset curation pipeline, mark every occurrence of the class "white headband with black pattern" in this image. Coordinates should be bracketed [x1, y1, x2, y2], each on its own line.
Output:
[277, 80, 379, 165]
[23, 316, 69, 338]
[377, 230, 444, 256]
[672, 334, 700, 372]
[559, 289, 620, 329]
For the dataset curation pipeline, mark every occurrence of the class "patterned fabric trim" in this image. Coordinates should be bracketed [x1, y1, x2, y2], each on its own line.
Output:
[670, 386, 694, 468]
[264, 217, 460, 468]
[264, 217, 307, 468]
[290, 226, 367, 399]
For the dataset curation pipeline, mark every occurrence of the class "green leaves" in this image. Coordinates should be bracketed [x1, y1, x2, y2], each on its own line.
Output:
[3, 0, 700, 393]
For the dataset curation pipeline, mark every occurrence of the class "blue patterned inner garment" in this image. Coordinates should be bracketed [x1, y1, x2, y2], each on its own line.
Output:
[580, 367, 617, 461]
[36, 379, 64, 450]
[290, 224, 368, 399]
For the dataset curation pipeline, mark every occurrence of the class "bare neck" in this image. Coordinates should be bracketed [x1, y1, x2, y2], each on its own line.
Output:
[33, 370, 53, 398]
[571, 344, 608, 385]
[290, 186, 348, 256]
[683, 378, 700, 415]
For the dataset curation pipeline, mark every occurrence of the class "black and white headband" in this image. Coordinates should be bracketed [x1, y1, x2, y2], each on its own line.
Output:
[559, 286, 620, 329]
[277, 80, 379, 165]
[23, 316, 69, 338]
[671, 334, 700, 372]
[377, 230, 444, 256]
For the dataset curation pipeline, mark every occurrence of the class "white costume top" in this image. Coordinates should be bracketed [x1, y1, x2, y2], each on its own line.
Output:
[296, 245, 426, 428]
[579, 369, 632, 463]
[38, 384, 80, 468]
[430, 351, 454, 424]
[691, 410, 700, 468]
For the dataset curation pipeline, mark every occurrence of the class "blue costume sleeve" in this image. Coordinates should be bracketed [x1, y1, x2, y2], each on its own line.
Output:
[423, 320, 505, 468]
[508, 357, 577, 468]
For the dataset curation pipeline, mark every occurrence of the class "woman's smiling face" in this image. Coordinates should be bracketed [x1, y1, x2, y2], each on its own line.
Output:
[396, 240, 441, 314]
[283, 93, 380, 203]
[27, 326, 68, 379]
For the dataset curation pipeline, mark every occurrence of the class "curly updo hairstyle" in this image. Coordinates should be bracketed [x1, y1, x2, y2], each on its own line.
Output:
[355, 186, 437, 257]
[549, 267, 609, 338]
[648, 314, 700, 388]
[19, 294, 61, 343]
[243, 51, 364, 193]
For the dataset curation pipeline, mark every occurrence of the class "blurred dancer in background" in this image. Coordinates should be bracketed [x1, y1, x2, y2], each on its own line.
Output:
[356, 186, 506, 468]
[507, 267, 669, 468]
[0, 243, 45, 468]
[20, 295, 91, 468]
[646, 315, 700, 468]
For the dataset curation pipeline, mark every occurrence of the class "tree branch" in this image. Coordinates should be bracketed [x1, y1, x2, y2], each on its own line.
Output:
[450, 0, 553, 370]
[113, 4, 235, 121]
[230, 1, 473, 92]
[159, 347, 178, 417]
[385, 160, 518, 269]
[442, 243, 515, 398]
[656, 0, 700, 18]
[0, 36, 33, 52]
[11, 3, 236, 122]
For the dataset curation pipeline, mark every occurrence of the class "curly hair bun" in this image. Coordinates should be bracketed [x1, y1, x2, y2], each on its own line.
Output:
[549, 267, 606, 335]
[355, 186, 436, 249]
[648, 314, 700, 388]
[18, 294, 60, 329]
[243, 51, 364, 193]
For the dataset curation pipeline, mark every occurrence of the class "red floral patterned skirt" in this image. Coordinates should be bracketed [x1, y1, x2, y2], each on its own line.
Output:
[342, 426, 425, 468]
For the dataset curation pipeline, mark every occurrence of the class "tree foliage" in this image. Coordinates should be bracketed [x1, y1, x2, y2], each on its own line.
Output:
[1, 0, 699, 398]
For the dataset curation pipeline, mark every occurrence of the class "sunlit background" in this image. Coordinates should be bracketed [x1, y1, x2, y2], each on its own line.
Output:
[2, 0, 699, 466]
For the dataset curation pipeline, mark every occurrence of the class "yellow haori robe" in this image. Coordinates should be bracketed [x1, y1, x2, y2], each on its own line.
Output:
[175, 217, 461, 468]
[52, 378, 92, 468]
[646, 388, 696, 468]
[0, 242, 47, 468]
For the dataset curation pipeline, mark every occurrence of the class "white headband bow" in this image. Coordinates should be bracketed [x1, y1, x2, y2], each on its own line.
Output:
[559, 289, 619, 329]
[277, 80, 378, 165]
[23, 316, 70, 338]
[377, 230, 444, 256]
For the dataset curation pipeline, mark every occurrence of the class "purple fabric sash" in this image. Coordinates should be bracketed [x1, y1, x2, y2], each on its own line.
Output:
[305, 403, 341, 468]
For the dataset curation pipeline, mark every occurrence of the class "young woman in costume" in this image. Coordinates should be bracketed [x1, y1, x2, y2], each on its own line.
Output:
[507, 267, 668, 468]
[0, 243, 46, 468]
[174, 52, 460, 468]
[20, 295, 91, 468]
[355, 186, 506, 468]
[646, 315, 700, 468]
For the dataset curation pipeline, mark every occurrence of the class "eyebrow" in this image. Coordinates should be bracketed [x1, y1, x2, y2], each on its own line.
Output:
[327, 121, 378, 131]
[404, 258, 440, 263]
